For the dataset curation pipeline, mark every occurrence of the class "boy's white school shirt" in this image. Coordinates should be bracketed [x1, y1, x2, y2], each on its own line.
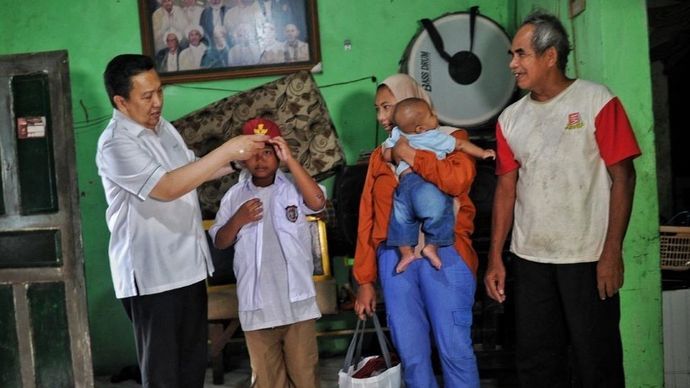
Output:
[208, 169, 326, 312]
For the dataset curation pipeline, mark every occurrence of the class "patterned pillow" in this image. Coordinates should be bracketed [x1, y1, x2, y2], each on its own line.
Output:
[172, 70, 345, 219]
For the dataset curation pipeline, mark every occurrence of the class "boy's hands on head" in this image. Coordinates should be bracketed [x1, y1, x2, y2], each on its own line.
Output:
[483, 149, 497, 160]
[233, 198, 263, 226]
[269, 135, 325, 211]
[268, 136, 294, 162]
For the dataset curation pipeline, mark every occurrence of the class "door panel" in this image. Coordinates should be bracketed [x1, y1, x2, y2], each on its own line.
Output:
[12, 73, 58, 215]
[29, 282, 74, 387]
[0, 285, 21, 387]
[0, 50, 93, 387]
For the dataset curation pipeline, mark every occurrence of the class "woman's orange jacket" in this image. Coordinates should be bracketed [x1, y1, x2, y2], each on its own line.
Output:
[352, 130, 478, 285]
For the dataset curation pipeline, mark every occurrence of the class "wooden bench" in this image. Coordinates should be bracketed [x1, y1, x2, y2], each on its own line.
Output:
[207, 283, 240, 385]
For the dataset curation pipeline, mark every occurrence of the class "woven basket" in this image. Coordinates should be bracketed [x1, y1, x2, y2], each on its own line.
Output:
[660, 226, 690, 271]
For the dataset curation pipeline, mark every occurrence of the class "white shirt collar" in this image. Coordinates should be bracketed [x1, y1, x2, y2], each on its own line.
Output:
[239, 167, 289, 189]
[112, 109, 163, 136]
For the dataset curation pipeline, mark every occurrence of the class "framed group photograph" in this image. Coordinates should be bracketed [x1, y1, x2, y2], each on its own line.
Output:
[137, 0, 321, 84]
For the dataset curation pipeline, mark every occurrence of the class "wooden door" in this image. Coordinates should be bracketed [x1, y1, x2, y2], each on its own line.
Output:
[0, 50, 93, 388]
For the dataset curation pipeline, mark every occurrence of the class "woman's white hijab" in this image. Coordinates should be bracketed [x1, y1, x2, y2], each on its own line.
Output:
[379, 73, 432, 106]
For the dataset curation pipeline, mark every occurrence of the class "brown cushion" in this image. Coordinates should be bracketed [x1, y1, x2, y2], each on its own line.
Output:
[172, 70, 345, 219]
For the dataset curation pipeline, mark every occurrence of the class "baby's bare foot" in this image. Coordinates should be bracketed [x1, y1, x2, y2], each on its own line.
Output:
[396, 250, 419, 273]
[422, 245, 443, 270]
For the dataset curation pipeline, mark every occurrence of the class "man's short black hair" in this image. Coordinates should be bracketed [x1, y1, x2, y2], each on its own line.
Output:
[103, 54, 155, 108]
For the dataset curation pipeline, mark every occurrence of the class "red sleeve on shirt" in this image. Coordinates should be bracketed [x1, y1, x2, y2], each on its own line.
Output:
[495, 121, 520, 175]
[594, 97, 641, 166]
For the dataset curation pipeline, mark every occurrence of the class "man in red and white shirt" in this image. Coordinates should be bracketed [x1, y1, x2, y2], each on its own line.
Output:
[484, 11, 640, 387]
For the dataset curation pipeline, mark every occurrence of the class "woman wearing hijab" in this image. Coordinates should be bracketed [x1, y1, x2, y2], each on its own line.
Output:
[353, 74, 480, 387]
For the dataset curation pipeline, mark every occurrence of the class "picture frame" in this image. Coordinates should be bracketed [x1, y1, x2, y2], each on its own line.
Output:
[137, 0, 321, 84]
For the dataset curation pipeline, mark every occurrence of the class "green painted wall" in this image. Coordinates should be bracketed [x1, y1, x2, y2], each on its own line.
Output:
[1, 0, 662, 385]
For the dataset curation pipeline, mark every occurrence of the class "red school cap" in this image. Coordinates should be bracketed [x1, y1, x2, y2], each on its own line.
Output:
[242, 117, 281, 138]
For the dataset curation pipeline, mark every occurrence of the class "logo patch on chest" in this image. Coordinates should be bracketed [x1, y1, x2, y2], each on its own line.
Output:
[565, 112, 584, 130]
[285, 205, 298, 223]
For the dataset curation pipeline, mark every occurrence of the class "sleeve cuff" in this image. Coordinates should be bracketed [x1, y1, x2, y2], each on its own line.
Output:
[137, 165, 165, 200]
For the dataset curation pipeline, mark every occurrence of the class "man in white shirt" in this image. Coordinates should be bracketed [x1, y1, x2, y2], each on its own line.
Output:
[258, 21, 285, 64]
[180, 0, 204, 29]
[97, 54, 268, 388]
[283, 23, 309, 62]
[484, 11, 640, 387]
[152, 0, 187, 53]
[223, 0, 265, 46]
[155, 29, 182, 73]
[228, 22, 261, 66]
[179, 24, 208, 70]
[200, 0, 227, 45]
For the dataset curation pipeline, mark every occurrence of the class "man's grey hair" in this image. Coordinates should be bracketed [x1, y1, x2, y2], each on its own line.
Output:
[521, 11, 571, 73]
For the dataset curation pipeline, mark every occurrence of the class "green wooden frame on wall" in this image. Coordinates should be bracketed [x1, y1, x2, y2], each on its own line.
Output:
[137, 0, 321, 84]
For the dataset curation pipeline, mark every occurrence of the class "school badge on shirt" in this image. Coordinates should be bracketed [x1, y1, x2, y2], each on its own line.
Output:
[285, 205, 298, 223]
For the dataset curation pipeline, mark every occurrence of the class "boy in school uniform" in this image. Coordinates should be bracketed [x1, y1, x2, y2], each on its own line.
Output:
[208, 117, 326, 388]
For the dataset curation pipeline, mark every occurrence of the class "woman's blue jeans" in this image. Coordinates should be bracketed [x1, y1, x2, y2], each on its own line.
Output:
[378, 244, 479, 387]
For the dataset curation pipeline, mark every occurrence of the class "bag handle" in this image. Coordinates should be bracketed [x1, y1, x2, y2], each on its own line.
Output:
[342, 314, 393, 372]
[342, 318, 364, 371]
[371, 314, 393, 369]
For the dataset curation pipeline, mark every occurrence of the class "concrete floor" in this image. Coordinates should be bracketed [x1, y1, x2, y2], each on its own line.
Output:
[94, 354, 343, 388]
[92, 339, 511, 387]
[93, 355, 508, 387]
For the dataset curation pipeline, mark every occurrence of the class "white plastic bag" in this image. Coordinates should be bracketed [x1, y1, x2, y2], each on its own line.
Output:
[338, 356, 401, 387]
[337, 315, 401, 388]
